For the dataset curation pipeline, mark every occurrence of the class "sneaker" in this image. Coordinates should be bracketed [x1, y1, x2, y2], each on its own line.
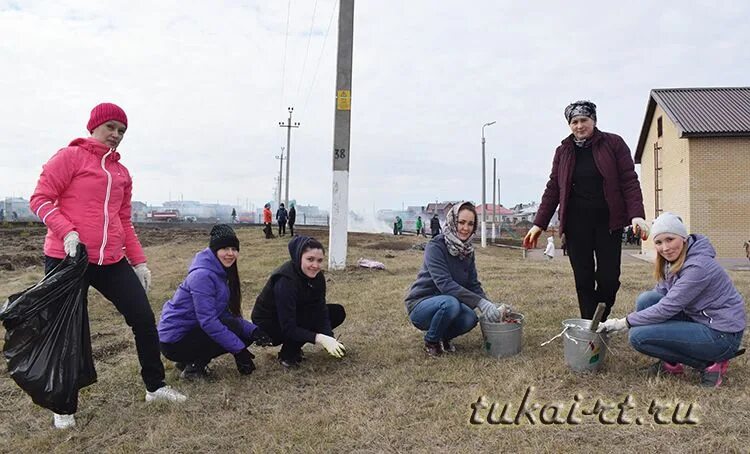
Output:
[278, 356, 301, 369]
[53, 413, 76, 429]
[423, 341, 442, 358]
[720, 360, 730, 375]
[180, 363, 211, 381]
[146, 385, 187, 403]
[441, 339, 456, 353]
[645, 360, 684, 378]
[700, 362, 725, 388]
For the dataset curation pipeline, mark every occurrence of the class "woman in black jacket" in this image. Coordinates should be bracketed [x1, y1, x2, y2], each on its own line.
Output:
[252, 236, 346, 368]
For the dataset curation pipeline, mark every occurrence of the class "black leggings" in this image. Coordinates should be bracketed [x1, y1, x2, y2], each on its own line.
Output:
[564, 208, 623, 321]
[44, 256, 166, 392]
[256, 304, 345, 361]
[159, 317, 251, 366]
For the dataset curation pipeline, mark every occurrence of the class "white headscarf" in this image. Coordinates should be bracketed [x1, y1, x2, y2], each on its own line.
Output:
[442, 202, 476, 260]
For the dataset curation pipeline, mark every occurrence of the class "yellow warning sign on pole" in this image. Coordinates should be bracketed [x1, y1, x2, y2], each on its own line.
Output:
[337, 90, 351, 110]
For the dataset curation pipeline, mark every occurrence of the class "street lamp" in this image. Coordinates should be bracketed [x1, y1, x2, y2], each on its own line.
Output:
[481, 121, 496, 248]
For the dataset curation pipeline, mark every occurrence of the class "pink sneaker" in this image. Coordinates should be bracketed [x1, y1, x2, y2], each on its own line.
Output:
[700, 362, 725, 388]
[646, 360, 684, 377]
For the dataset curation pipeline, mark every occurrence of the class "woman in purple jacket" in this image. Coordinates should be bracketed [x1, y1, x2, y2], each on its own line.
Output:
[599, 213, 746, 387]
[158, 224, 272, 379]
[524, 101, 648, 321]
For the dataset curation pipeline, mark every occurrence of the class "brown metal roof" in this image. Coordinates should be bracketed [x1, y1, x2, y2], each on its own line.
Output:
[634, 87, 750, 163]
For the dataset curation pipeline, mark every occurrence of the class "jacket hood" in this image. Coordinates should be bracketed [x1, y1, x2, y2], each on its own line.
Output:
[69, 137, 121, 161]
[685, 234, 715, 260]
[288, 235, 315, 266]
[189, 247, 227, 277]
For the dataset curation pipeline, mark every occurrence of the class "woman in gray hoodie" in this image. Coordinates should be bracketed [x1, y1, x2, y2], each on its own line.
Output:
[598, 212, 746, 387]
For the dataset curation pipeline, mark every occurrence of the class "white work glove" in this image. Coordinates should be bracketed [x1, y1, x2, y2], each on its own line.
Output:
[63, 231, 80, 257]
[315, 334, 346, 358]
[133, 263, 152, 292]
[478, 299, 501, 322]
[523, 225, 543, 249]
[596, 317, 629, 334]
[631, 217, 649, 240]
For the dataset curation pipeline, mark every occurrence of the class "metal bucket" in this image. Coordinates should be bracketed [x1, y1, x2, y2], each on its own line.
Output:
[562, 319, 607, 372]
[480, 312, 524, 359]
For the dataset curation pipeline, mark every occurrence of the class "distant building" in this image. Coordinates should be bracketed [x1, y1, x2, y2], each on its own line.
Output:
[3, 197, 32, 221]
[475, 204, 514, 223]
[424, 202, 458, 219]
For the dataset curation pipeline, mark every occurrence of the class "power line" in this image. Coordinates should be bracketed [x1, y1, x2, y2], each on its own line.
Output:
[278, 0, 292, 149]
[300, 0, 338, 118]
[295, 0, 319, 102]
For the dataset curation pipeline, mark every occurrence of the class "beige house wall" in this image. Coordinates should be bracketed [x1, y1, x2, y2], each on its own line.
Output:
[689, 137, 750, 258]
[638, 105, 690, 252]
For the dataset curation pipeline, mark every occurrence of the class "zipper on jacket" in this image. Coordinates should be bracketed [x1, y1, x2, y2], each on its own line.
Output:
[98, 150, 114, 265]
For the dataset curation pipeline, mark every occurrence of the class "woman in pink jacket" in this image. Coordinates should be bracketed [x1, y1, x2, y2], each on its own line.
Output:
[30, 103, 186, 429]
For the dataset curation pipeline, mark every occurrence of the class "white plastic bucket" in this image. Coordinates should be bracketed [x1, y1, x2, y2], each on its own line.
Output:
[562, 318, 607, 372]
[480, 312, 524, 359]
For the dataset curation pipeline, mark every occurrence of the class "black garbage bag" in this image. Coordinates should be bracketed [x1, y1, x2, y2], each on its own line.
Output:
[0, 244, 96, 414]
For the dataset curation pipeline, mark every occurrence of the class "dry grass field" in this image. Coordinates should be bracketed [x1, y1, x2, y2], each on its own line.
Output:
[1, 223, 749, 453]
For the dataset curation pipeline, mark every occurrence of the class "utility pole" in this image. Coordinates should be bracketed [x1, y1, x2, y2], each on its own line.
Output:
[329, 0, 354, 270]
[481, 121, 496, 248]
[279, 107, 299, 208]
[492, 157, 496, 243]
[497, 177, 501, 238]
[275, 147, 285, 207]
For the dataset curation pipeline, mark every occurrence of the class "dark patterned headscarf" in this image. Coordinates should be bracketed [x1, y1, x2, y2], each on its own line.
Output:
[564, 100, 597, 124]
[442, 202, 476, 260]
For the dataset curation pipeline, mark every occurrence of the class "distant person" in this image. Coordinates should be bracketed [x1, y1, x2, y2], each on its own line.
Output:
[276, 203, 288, 236]
[599, 213, 746, 388]
[0, 208, 4, 222]
[231, 208, 237, 223]
[29, 102, 185, 429]
[405, 202, 510, 357]
[158, 225, 272, 379]
[252, 236, 346, 368]
[543, 236, 555, 260]
[395, 216, 403, 235]
[524, 100, 648, 322]
[288, 203, 296, 236]
[430, 214, 441, 237]
[12, 211, 18, 221]
[415, 216, 424, 237]
[262, 203, 273, 239]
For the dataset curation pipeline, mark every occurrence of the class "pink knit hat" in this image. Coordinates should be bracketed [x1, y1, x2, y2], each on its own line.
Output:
[87, 103, 128, 133]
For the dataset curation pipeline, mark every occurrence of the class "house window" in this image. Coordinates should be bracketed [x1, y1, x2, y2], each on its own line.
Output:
[657, 116, 663, 138]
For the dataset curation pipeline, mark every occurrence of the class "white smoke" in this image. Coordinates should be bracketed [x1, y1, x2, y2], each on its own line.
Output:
[348, 209, 392, 233]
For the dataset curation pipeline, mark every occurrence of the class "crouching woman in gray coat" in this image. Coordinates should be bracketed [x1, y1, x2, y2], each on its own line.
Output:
[404, 202, 509, 357]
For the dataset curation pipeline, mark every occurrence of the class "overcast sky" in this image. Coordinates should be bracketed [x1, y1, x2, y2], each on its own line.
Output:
[1, 1, 748, 214]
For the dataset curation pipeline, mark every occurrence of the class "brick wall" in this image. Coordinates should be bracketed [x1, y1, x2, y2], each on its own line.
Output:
[689, 137, 750, 258]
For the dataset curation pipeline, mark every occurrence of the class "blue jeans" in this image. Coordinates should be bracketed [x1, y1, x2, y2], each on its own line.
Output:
[628, 291, 744, 369]
[409, 295, 478, 343]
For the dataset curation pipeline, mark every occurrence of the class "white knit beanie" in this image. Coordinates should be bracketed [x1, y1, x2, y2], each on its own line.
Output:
[651, 212, 688, 239]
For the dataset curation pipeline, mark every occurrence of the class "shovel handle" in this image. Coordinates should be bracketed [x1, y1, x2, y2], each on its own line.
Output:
[590, 303, 607, 332]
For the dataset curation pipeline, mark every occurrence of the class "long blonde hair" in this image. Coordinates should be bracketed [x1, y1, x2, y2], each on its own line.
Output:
[653, 240, 688, 281]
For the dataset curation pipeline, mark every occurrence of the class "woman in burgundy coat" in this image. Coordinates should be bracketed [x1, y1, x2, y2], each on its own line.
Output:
[524, 101, 648, 321]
